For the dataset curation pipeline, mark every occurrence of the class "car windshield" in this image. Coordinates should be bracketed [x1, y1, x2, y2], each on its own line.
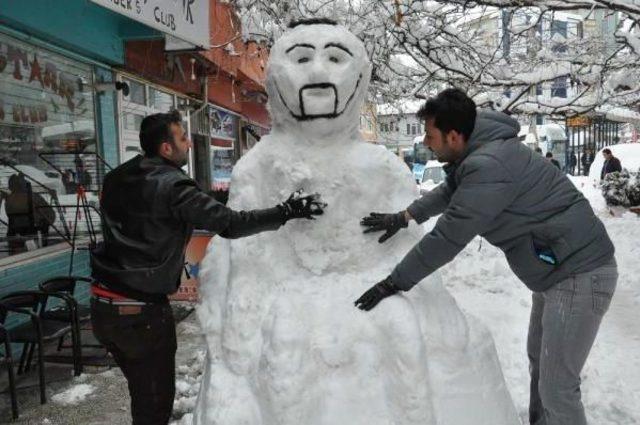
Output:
[422, 166, 445, 184]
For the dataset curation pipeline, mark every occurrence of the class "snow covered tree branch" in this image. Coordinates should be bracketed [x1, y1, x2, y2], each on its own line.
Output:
[230, 0, 640, 117]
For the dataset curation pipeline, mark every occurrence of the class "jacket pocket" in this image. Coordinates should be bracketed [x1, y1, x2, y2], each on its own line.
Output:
[505, 234, 556, 284]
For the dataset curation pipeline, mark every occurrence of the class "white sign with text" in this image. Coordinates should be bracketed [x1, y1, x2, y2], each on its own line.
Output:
[91, 0, 210, 49]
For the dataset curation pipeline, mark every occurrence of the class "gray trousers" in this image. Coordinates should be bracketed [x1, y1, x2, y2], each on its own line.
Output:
[528, 259, 617, 425]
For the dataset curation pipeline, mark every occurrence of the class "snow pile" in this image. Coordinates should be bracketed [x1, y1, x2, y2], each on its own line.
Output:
[441, 174, 640, 424]
[51, 383, 96, 406]
[172, 349, 206, 420]
[194, 22, 518, 425]
[601, 169, 633, 206]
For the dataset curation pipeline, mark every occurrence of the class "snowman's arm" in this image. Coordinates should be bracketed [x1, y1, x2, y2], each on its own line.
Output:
[405, 180, 454, 224]
[170, 178, 285, 238]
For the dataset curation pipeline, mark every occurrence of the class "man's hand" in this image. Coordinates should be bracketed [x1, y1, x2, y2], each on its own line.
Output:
[279, 189, 327, 221]
[361, 211, 408, 243]
[354, 276, 399, 311]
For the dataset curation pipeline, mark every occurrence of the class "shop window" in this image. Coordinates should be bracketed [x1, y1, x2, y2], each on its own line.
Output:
[406, 123, 411, 135]
[123, 78, 146, 106]
[0, 33, 98, 259]
[123, 112, 144, 131]
[149, 87, 174, 111]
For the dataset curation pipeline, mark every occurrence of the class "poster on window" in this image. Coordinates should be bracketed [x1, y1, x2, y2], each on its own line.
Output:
[209, 106, 236, 140]
[210, 148, 234, 191]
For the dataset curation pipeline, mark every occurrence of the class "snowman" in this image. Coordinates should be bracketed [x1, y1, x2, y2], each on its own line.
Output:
[193, 19, 519, 425]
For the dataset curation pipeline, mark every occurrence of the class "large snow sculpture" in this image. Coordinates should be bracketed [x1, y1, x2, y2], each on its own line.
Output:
[194, 20, 519, 425]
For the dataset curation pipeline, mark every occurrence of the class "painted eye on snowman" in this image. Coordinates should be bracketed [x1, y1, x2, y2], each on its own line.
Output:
[329, 56, 340, 63]
[298, 57, 310, 64]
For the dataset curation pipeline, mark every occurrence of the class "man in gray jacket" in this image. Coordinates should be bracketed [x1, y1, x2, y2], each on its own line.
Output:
[356, 88, 616, 425]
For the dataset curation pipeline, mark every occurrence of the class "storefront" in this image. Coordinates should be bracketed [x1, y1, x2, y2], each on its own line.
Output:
[0, 0, 163, 308]
[0, 30, 101, 260]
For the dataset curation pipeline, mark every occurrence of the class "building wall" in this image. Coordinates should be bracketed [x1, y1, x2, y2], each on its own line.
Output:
[377, 113, 424, 149]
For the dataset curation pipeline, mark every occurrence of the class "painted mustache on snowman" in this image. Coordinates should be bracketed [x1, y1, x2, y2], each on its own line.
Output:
[276, 74, 362, 121]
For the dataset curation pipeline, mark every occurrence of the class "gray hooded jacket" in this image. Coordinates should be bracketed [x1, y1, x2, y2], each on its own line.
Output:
[391, 110, 615, 292]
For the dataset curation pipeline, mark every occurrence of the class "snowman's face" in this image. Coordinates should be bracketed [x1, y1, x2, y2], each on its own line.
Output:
[268, 25, 368, 121]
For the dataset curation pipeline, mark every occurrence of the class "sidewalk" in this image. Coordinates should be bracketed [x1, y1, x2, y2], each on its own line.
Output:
[0, 305, 205, 425]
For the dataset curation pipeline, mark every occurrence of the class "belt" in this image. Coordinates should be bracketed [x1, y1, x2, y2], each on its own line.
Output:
[91, 283, 147, 306]
[91, 295, 147, 306]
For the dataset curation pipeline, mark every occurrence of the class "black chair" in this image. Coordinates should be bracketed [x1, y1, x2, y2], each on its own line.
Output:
[38, 276, 93, 325]
[0, 318, 18, 420]
[0, 293, 47, 405]
[39, 276, 94, 361]
[0, 290, 83, 404]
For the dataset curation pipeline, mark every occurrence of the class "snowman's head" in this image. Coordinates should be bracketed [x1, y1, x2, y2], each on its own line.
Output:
[266, 19, 372, 139]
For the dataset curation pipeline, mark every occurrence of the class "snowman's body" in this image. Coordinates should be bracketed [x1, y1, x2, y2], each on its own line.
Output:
[193, 21, 519, 425]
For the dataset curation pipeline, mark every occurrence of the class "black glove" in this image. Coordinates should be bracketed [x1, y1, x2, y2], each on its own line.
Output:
[278, 190, 326, 222]
[361, 211, 408, 243]
[354, 276, 399, 311]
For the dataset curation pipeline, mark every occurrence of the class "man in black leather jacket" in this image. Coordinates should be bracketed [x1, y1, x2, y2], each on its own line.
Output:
[90, 110, 324, 425]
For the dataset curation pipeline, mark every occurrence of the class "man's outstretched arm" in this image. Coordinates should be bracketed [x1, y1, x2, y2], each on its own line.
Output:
[356, 156, 518, 310]
[360, 177, 455, 243]
[170, 180, 325, 238]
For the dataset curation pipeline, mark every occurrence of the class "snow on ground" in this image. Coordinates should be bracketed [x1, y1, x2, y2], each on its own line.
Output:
[50, 383, 96, 406]
[432, 175, 640, 424]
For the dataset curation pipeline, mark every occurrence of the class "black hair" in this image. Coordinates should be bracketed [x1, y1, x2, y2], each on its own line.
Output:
[534, 147, 543, 153]
[139, 110, 182, 156]
[288, 18, 338, 29]
[416, 88, 477, 141]
[545, 152, 553, 158]
[602, 148, 612, 155]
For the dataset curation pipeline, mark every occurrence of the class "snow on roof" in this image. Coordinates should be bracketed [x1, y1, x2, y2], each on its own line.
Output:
[377, 99, 424, 116]
[599, 106, 640, 125]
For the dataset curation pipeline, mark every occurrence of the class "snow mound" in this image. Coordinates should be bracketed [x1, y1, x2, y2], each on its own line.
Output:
[51, 383, 96, 406]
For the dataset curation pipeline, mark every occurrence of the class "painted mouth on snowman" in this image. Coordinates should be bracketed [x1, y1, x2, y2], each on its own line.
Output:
[299, 84, 338, 116]
[275, 74, 362, 121]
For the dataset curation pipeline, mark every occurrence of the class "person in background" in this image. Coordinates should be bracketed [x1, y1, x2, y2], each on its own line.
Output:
[545, 152, 561, 169]
[581, 148, 595, 176]
[600, 148, 622, 180]
[74, 158, 92, 189]
[3, 173, 55, 253]
[534, 147, 543, 154]
[568, 150, 577, 175]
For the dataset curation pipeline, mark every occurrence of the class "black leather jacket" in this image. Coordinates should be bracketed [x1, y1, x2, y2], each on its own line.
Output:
[90, 155, 285, 301]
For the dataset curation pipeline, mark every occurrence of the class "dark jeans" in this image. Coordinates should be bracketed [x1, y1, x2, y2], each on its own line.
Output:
[91, 299, 177, 425]
[528, 259, 617, 425]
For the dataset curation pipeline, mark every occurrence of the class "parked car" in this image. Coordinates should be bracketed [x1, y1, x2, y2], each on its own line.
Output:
[419, 160, 446, 195]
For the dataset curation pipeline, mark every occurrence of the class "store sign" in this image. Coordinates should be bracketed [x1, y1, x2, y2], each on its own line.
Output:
[567, 115, 591, 128]
[90, 0, 210, 49]
[0, 33, 95, 142]
[209, 106, 237, 140]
